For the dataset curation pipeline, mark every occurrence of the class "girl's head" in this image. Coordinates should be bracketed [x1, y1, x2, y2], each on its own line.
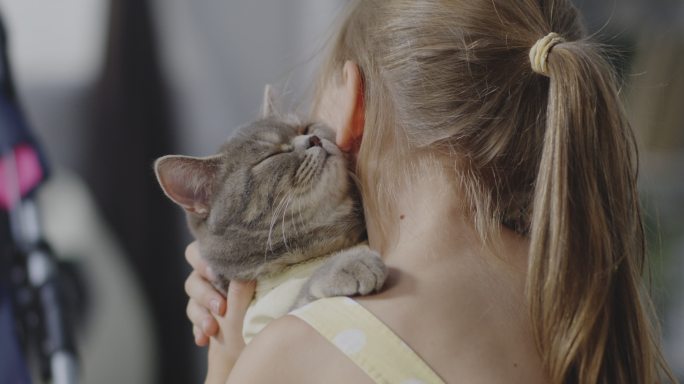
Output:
[316, 0, 588, 241]
[314, 0, 676, 383]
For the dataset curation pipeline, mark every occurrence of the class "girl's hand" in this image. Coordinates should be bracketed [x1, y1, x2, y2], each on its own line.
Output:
[184, 242, 226, 346]
[184, 242, 256, 383]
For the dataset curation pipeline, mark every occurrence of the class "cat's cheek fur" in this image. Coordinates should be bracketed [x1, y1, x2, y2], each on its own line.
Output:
[306, 155, 349, 205]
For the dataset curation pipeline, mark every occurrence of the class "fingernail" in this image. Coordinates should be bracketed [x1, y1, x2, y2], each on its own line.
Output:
[205, 266, 216, 280]
[210, 298, 220, 315]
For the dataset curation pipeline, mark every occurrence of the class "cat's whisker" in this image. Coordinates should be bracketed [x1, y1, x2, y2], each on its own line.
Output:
[286, 193, 299, 237]
[280, 192, 294, 251]
[300, 166, 313, 186]
[297, 154, 318, 186]
[294, 198, 305, 235]
[266, 207, 278, 253]
[267, 189, 289, 254]
[294, 156, 312, 184]
[292, 196, 305, 241]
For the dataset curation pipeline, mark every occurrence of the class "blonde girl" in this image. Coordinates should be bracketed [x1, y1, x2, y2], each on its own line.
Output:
[183, 0, 677, 382]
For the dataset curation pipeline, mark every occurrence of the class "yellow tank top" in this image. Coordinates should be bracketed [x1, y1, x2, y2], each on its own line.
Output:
[242, 256, 329, 343]
[290, 296, 446, 384]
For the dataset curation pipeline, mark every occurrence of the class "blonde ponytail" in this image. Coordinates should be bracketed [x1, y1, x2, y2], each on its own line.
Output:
[528, 38, 675, 383]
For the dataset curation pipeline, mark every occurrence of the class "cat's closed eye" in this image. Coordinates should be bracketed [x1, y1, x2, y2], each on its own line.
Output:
[255, 144, 293, 165]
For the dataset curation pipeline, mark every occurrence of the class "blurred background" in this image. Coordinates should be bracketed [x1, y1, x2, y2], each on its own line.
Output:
[0, 0, 681, 382]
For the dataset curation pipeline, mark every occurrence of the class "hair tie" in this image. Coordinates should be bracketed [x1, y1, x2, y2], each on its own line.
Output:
[529, 32, 566, 76]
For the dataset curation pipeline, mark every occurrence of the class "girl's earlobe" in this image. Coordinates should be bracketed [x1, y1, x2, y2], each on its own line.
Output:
[336, 61, 365, 152]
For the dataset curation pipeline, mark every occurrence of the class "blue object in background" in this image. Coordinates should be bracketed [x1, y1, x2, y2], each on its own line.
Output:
[0, 284, 31, 384]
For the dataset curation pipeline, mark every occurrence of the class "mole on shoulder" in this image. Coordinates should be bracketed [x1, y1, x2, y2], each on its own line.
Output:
[400, 214, 405, 220]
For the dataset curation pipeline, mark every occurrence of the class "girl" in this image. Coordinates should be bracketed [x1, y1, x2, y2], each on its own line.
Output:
[184, 0, 677, 382]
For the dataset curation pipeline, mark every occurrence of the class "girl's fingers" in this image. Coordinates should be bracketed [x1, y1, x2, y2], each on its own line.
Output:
[185, 241, 217, 281]
[221, 280, 256, 333]
[187, 299, 219, 337]
[184, 241, 227, 348]
[184, 271, 226, 316]
[193, 325, 209, 347]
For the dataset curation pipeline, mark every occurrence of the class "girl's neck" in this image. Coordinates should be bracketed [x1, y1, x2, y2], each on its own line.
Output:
[366, 169, 529, 274]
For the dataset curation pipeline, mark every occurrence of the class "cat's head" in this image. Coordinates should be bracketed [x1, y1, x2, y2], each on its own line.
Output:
[154, 118, 365, 280]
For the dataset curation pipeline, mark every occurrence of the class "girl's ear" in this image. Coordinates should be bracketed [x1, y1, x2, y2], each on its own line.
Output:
[336, 61, 365, 153]
[154, 155, 222, 217]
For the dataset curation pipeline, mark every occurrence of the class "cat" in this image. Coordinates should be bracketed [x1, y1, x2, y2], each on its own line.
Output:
[154, 90, 386, 339]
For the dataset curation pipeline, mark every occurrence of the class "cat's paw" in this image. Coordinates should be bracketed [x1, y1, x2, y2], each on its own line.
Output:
[307, 249, 387, 300]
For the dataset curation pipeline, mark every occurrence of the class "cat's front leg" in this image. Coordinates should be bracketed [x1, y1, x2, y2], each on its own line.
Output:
[293, 244, 387, 308]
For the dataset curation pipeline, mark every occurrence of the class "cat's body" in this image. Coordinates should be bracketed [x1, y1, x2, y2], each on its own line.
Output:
[155, 115, 386, 332]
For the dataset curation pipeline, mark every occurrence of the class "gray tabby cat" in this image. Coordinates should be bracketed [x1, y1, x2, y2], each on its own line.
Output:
[154, 96, 386, 312]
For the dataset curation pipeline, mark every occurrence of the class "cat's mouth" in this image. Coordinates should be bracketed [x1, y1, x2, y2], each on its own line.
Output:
[319, 138, 343, 157]
[306, 146, 330, 162]
[307, 136, 342, 161]
[294, 145, 339, 187]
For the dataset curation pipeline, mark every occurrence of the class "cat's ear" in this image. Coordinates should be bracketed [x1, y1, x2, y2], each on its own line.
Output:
[261, 84, 277, 118]
[154, 155, 222, 217]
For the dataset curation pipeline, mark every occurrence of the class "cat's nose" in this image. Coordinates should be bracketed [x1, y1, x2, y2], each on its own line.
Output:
[309, 135, 322, 148]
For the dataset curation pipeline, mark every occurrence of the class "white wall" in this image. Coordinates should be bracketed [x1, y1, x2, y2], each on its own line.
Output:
[0, 0, 108, 85]
[151, 0, 345, 156]
[0, 0, 108, 169]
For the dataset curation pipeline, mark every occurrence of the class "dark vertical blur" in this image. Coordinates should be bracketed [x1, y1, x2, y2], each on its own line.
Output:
[86, 1, 189, 383]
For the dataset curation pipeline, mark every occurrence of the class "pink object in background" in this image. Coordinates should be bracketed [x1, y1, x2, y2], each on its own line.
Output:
[0, 144, 44, 210]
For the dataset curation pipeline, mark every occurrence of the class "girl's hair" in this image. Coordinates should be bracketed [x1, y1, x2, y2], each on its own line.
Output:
[314, 0, 676, 383]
